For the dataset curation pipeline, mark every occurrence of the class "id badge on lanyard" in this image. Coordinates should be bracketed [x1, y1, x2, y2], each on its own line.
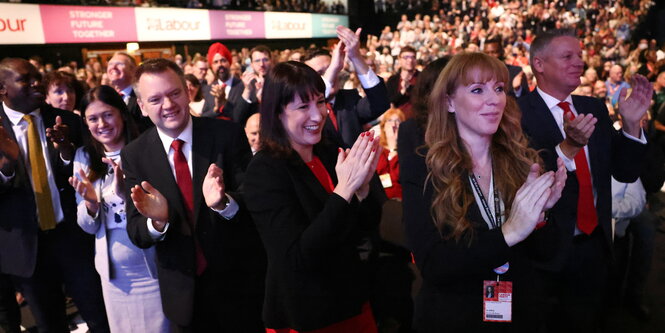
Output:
[483, 262, 512, 322]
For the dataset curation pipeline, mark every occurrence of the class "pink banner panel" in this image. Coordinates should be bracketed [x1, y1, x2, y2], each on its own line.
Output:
[40, 5, 137, 43]
[209, 10, 265, 40]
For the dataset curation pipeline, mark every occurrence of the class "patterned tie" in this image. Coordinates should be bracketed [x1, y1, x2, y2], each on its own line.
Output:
[23, 115, 56, 230]
[171, 139, 208, 275]
[558, 101, 598, 235]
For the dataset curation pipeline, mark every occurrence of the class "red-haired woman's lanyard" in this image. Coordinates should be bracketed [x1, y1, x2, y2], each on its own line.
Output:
[470, 170, 512, 323]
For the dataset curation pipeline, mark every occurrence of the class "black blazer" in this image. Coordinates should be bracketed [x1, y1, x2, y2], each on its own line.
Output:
[519, 91, 647, 270]
[401, 144, 556, 332]
[126, 89, 154, 133]
[386, 70, 419, 108]
[0, 104, 85, 277]
[122, 117, 264, 327]
[200, 77, 246, 122]
[244, 143, 383, 331]
[324, 80, 390, 148]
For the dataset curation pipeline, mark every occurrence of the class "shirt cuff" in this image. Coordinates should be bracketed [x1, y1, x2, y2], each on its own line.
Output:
[211, 193, 239, 220]
[555, 144, 577, 171]
[0, 169, 15, 183]
[514, 86, 523, 97]
[147, 219, 169, 241]
[622, 128, 647, 144]
[60, 154, 71, 165]
[323, 77, 332, 99]
[357, 69, 380, 89]
[243, 96, 253, 104]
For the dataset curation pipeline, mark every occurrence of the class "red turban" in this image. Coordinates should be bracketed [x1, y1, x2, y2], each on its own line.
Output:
[207, 42, 232, 66]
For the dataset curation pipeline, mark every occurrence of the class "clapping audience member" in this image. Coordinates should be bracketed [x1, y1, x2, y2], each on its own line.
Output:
[404, 52, 566, 332]
[386, 46, 418, 116]
[107, 52, 152, 133]
[205, 42, 246, 122]
[377, 107, 405, 200]
[122, 58, 264, 332]
[236, 45, 274, 126]
[245, 60, 383, 333]
[69, 85, 170, 332]
[0, 58, 110, 333]
[43, 71, 81, 114]
[519, 29, 652, 332]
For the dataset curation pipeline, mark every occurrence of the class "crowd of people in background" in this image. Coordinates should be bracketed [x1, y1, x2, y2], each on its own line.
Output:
[0, 0, 347, 14]
[1, 0, 665, 332]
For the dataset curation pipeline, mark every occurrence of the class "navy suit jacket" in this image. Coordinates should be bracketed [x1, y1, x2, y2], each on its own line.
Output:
[122, 117, 265, 327]
[323, 80, 390, 148]
[519, 91, 646, 270]
[0, 104, 85, 277]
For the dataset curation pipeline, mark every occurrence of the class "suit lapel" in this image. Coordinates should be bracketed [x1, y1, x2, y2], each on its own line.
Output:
[528, 92, 564, 144]
[287, 152, 330, 218]
[145, 130, 192, 235]
[191, 119, 212, 226]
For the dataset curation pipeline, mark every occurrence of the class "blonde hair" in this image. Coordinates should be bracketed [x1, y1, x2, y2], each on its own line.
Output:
[424, 52, 540, 242]
[379, 108, 406, 149]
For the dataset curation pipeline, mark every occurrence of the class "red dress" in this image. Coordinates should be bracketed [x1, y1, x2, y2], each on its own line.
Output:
[376, 150, 402, 200]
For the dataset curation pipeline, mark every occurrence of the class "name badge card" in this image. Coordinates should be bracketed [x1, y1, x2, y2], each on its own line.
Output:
[483, 280, 512, 322]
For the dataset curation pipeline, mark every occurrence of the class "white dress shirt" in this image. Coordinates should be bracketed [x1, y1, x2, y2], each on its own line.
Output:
[147, 116, 239, 240]
[0, 102, 66, 223]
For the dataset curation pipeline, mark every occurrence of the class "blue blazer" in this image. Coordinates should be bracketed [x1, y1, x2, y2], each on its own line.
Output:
[518, 91, 647, 270]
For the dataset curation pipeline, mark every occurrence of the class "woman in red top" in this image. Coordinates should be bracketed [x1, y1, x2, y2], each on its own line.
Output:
[244, 60, 383, 333]
[377, 108, 405, 200]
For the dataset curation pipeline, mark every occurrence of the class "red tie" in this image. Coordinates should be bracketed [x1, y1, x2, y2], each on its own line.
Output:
[326, 103, 338, 132]
[558, 102, 598, 235]
[171, 139, 208, 275]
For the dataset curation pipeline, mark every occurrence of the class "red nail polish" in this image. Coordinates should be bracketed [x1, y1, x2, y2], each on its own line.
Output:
[372, 147, 376, 152]
[370, 136, 374, 141]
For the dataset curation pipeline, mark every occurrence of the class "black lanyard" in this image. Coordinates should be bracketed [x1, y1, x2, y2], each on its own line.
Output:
[469, 170, 502, 229]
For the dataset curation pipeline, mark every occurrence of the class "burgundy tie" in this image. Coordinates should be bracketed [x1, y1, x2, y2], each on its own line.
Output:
[171, 139, 208, 275]
[558, 101, 598, 235]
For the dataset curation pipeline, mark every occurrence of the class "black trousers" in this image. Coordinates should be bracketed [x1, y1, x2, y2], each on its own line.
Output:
[11, 221, 109, 333]
[0, 273, 20, 333]
[170, 268, 265, 333]
[539, 228, 609, 333]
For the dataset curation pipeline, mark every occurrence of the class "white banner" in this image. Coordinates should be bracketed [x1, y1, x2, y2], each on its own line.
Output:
[264, 12, 312, 39]
[0, 4, 45, 44]
[135, 7, 211, 42]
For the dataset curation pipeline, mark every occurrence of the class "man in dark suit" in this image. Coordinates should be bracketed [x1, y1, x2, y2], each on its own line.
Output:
[518, 29, 652, 332]
[313, 26, 390, 148]
[122, 58, 264, 332]
[204, 42, 245, 123]
[107, 51, 153, 132]
[0, 58, 109, 332]
[233, 45, 273, 127]
[386, 46, 419, 114]
[483, 37, 530, 97]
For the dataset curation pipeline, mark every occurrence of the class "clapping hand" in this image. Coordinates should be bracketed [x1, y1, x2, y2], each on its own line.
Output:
[0, 117, 19, 172]
[501, 167, 555, 246]
[202, 163, 228, 210]
[69, 169, 99, 216]
[46, 116, 74, 159]
[334, 130, 381, 202]
[130, 181, 168, 230]
[618, 74, 652, 137]
[102, 157, 125, 200]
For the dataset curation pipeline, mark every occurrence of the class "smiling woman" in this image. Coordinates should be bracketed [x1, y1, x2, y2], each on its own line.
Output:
[245, 61, 384, 332]
[402, 52, 568, 332]
[69, 85, 170, 332]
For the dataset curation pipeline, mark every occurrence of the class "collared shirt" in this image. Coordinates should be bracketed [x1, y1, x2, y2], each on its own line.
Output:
[119, 86, 133, 105]
[0, 102, 66, 224]
[147, 116, 239, 239]
[536, 87, 646, 235]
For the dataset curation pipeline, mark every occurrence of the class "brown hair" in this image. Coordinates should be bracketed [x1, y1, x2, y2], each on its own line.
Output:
[259, 61, 325, 157]
[425, 52, 540, 242]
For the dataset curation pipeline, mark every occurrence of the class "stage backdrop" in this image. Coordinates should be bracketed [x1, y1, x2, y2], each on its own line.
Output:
[0, 3, 349, 45]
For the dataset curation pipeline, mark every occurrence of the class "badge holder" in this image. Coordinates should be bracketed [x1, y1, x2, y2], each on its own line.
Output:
[483, 262, 512, 322]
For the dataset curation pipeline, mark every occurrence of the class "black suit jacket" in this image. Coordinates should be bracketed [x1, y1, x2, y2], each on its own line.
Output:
[122, 117, 264, 327]
[386, 70, 419, 108]
[507, 64, 529, 97]
[202, 77, 249, 123]
[324, 80, 390, 148]
[0, 104, 84, 277]
[400, 143, 556, 331]
[126, 89, 154, 133]
[244, 144, 383, 331]
[519, 91, 647, 270]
